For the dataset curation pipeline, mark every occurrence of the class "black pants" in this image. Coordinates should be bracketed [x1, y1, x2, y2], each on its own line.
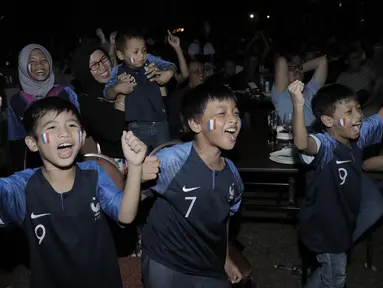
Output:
[141, 253, 231, 288]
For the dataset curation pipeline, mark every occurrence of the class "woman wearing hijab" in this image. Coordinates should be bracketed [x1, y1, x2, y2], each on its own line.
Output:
[8, 44, 80, 172]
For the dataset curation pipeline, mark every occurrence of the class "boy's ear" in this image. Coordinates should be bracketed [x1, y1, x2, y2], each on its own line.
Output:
[320, 115, 334, 128]
[25, 136, 38, 152]
[81, 130, 87, 146]
[188, 118, 202, 134]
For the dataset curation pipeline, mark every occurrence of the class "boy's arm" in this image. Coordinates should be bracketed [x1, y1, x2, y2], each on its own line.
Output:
[96, 131, 146, 224]
[363, 156, 383, 171]
[104, 65, 120, 99]
[147, 54, 177, 73]
[289, 80, 318, 155]
[143, 149, 182, 197]
[357, 110, 383, 149]
[0, 169, 34, 226]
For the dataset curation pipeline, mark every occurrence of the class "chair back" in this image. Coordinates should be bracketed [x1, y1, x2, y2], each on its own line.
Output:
[81, 136, 124, 191]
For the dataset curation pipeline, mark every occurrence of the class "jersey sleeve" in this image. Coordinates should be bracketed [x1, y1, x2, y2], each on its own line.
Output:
[226, 159, 243, 216]
[144, 147, 183, 196]
[63, 86, 81, 112]
[79, 161, 123, 221]
[103, 65, 120, 97]
[147, 54, 177, 71]
[0, 169, 36, 226]
[358, 114, 383, 149]
[299, 133, 336, 170]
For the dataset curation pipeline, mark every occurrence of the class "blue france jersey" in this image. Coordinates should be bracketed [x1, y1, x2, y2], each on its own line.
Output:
[142, 142, 243, 278]
[299, 114, 383, 253]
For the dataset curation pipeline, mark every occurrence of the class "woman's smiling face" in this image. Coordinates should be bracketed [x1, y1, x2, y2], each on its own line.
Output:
[89, 49, 112, 84]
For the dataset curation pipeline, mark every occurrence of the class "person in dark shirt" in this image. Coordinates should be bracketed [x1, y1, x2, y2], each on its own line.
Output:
[108, 28, 176, 151]
[0, 97, 148, 288]
[141, 83, 244, 287]
[289, 81, 383, 287]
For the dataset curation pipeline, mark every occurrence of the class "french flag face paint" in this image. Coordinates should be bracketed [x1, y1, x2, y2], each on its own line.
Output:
[208, 119, 216, 132]
[78, 130, 83, 144]
[130, 56, 136, 64]
[41, 133, 50, 144]
[338, 118, 347, 127]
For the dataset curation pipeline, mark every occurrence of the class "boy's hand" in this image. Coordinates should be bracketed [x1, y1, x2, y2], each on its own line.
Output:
[110, 31, 117, 46]
[167, 30, 180, 49]
[154, 70, 174, 85]
[145, 63, 160, 79]
[96, 28, 105, 42]
[118, 73, 135, 84]
[225, 257, 243, 284]
[288, 80, 305, 107]
[121, 131, 147, 166]
[141, 156, 160, 182]
[115, 74, 135, 95]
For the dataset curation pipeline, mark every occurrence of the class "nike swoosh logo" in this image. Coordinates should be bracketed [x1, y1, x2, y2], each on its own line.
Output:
[182, 186, 200, 192]
[31, 212, 50, 219]
[336, 160, 351, 164]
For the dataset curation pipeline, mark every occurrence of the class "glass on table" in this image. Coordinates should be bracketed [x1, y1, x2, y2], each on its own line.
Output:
[267, 110, 278, 144]
[282, 113, 293, 148]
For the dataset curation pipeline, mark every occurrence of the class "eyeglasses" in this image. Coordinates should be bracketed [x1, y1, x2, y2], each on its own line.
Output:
[89, 55, 109, 71]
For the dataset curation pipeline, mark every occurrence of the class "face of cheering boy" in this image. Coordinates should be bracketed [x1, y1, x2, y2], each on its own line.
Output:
[189, 98, 241, 151]
[25, 110, 86, 170]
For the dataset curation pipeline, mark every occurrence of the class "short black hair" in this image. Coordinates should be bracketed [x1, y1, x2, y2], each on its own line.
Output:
[115, 28, 145, 53]
[181, 82, 237, 130]
[23, 97, 82, 137]
[311, 84, 358, 120]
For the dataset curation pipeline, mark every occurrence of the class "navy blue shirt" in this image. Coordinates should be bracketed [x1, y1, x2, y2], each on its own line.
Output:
[0, 161, 123, 288]
[300, 114, 383, 253]
[117, 62, 166, 122]
[142, 142, 243, 278]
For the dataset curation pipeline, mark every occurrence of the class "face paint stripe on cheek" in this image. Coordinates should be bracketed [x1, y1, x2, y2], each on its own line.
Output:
[208, 119, 216, 132]
[130, 57, 136, 64]
[338, 118, 347, 127]
[41, 133, 50, 144]
[78, 130, 82, 143]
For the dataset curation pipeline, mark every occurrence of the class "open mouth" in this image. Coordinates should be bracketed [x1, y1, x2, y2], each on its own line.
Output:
[224, 127, 238, 142]
[36, 70, 46, 75]
[351, 121, 362, 134]
[57, 142, 74, 158]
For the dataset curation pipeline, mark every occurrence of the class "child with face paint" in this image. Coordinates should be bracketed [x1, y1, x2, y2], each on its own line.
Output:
[107, 28, 177, 152]
[0, 97, 149, 288]
[289, 81, 383, 287]
[140, 84, 244, 287]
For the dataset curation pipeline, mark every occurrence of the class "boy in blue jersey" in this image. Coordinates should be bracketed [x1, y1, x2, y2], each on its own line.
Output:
[289, 81, 383, 287]
[141, 83, 244, 288]
[0, 97, 148, 288]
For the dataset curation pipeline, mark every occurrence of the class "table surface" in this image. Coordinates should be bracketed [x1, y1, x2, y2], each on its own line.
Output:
[230, 108, 300, 174]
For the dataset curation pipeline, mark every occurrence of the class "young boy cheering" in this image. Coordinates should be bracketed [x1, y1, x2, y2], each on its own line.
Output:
[289, 80, 383, 287]
[141, 83, 243, 287]
[0, 97, 147, 288]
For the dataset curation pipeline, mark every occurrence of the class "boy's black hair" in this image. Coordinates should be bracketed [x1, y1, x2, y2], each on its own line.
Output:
[311, 84, 358, 120]
[23, 97, 83, 137]
[181, 81, 237, 130]
[115, 27, 146, 53]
